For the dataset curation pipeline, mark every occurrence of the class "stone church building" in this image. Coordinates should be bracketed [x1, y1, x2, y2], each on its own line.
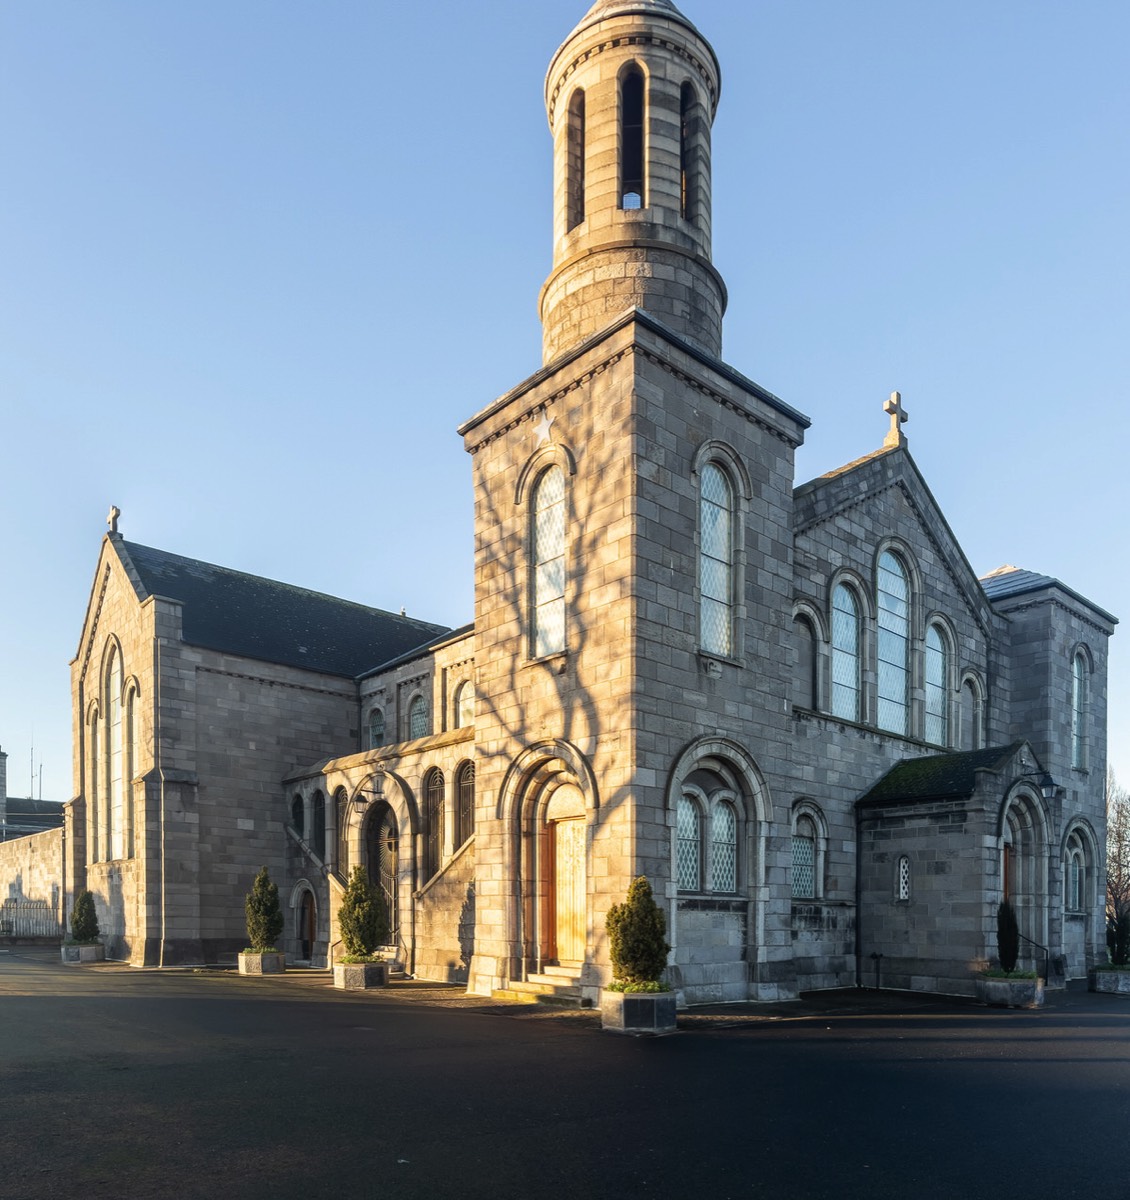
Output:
[64, 0, 1115, 1004]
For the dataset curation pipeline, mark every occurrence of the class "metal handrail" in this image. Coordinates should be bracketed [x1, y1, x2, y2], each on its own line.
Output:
[1017, 930, 1050, 982]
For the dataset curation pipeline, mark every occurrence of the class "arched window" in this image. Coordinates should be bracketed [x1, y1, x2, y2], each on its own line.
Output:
[368, 707, 385, 749]
[620, 65, 645, 209]
[699, 463, 734, 657]
[896, 854, 911, 901]
[1065, 831, 1086, 912]
[107, 647, 124, 861]
[408, 695, 428, 740]
[961, 678, 984, 750]
[423, 769, 444, 881]
[311, 791, 326, 860]
[532, 465, 566, 657]
[89, 712, 100, 862]
[455, 762, 475, 846]
[335, 788, 350, 875]
[877, 552, 910, 735]
[831, 584, 861, 721]
[453, 681, 474, 730]
[794, 617, 817, 710]
[291, 795, 305, 839]
[792, 814, 817, 899]
[1072, 651, 1089, 769]
[680, 81, 696, 222]
[925, 625, 949, 746]
[567, 88, 586, 231]
[711, 801, 737, 892]
[125, 685, 138, 859]
[676, 796, 701, 891]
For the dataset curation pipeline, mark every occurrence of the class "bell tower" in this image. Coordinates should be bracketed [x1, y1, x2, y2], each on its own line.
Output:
[540, 0, 726, 363]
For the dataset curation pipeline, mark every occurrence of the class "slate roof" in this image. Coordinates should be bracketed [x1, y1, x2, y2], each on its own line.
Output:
[858, 743, 1025, 806]
[2, 796, 66, 840]
[979, 565, 1117, 626]
[118, 540, 450, 679]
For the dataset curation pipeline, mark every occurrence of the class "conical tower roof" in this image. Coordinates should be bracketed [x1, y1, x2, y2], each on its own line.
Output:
[571, 0, 702, 39]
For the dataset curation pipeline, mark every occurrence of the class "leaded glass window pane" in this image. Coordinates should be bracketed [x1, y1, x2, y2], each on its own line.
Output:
[831, 585, 860, 721]
[1069, 855, 1081, 911]
[877, 553, 909, 735]
[368, 708, 385, 749]
[409, 696, 428, 740]
[897, 854, 911, 901]
[108, 648, 124, 861]
[925, 625, 948, 746]
[699, 464, 733, 656]
[532, 467, 566, 656]
[712, 803, 737, 892]
[424, 771, 443, 880]
[792, 834, 815, 899]
[676, 797, 701, 891]
[1072, 653, 1087, 769]
[457, 763, 475, 845]
[455, 682, 475, 730]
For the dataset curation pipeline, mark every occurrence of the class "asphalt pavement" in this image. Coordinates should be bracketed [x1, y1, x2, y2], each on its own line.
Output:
[3, 945, 1129, 1200]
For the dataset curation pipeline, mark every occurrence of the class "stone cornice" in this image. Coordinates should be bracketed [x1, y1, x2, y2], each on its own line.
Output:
[195, 664, 354, 700]
[547, 31, 720, 126]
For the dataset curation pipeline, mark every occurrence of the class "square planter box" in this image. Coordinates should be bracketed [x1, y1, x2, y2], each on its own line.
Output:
[334, 961, 389, 990]
[600, 990, 678, 1034]
[61, 943, 105, 965]
[975, 976, 1044, 1008]
[1090, 969, 1130, 994]
[238, 951, 286, 976]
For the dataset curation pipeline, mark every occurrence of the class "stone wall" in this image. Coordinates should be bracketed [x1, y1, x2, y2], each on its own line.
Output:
[0, 827, 65, 933]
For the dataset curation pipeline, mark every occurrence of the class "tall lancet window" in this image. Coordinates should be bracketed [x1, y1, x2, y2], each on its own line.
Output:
[107, 647, 124, 861]
[620, 66, 645, 209]
[1071, 651, 1089, 769]
[566, 88, 586, 231]
[532, 466, 566, 657]
[925, 625, 949, 746]
[877, 552, 910, 735]
[699, 464, 734, 657]
[831, 585, 860, 722]
[680, 82, 696, 222]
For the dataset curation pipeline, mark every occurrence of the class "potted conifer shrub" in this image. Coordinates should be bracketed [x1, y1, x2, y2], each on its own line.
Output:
[600, 875, 676, 1034]
[1091, 912, 1130, 993]
[61, 890, 105, 964]
[333, 866, 390, 990]
[976, 899, 1043, 1007]
[238, 866, 286, 975]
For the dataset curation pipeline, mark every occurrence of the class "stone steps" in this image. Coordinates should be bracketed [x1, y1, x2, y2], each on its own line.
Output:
[493, 967, 586, 1008]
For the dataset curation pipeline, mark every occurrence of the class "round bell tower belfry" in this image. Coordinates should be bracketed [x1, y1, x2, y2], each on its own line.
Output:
[540, 0, 726, 364]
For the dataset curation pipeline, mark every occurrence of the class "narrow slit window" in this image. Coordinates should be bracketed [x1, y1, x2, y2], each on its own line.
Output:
[699, 464, 734, 657]
[680, 82, 695, 221]
[877, 552, 910, 735]
[925, 625, 949, 745]
[567, 89, 586, 231]
[1071, 652, 1089, 769]
[532, 466, 566, 657]
[831, 585, 860, 721]
[897, 855, 911, 902]
[620, 67, 645, 209]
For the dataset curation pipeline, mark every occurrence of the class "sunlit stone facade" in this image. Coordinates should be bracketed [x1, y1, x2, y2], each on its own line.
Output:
[62, 0, 1115, 1002]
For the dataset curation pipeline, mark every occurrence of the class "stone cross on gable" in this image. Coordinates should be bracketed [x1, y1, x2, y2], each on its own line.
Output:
[107, 505, 120, 534]
[883, 391, 908, 449]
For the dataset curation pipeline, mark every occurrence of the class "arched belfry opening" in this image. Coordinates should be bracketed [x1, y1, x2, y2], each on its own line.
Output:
[540, 0, 726, 363]
[619, 64, 645, 209]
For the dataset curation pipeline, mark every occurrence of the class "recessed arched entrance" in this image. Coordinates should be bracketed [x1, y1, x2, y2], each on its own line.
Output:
[1000, 788, 1049, 973]
[365, 802, 399, 946]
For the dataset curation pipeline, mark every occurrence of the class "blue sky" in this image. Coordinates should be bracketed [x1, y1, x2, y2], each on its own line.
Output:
[2, 0, 1127, 801]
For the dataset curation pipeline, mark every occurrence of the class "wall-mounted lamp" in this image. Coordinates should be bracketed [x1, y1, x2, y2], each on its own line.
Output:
[1017, 770, 1059, 802]
[357, 763, 386, 805]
